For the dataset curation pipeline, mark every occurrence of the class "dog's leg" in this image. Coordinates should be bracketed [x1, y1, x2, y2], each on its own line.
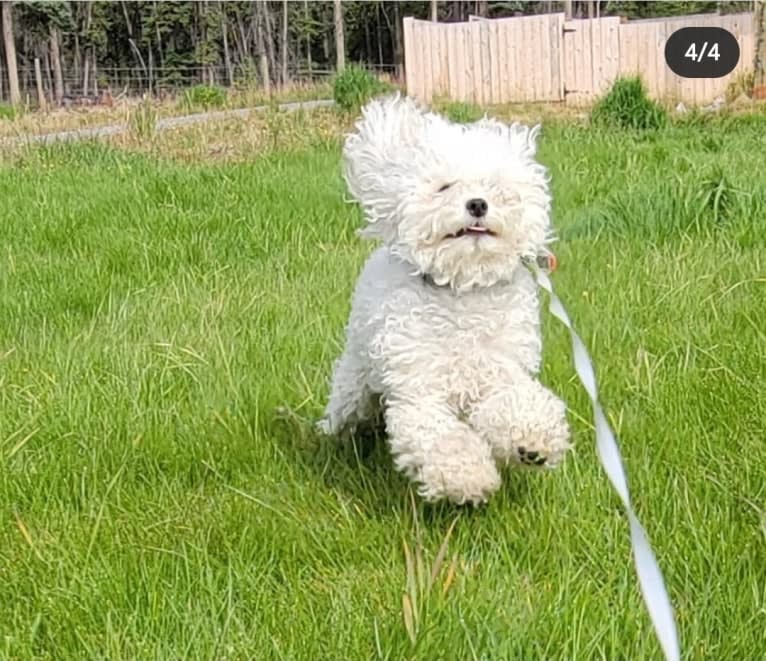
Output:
[469, 369, 571, 468]
[385, 398, 501, 505]
[317, 348, 374, 436]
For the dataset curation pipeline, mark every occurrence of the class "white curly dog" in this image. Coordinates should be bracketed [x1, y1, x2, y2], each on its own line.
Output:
[318, 94, 571, 505]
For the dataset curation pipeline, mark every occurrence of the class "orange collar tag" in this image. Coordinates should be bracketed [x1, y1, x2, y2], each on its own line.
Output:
[535, 253, 557, 272]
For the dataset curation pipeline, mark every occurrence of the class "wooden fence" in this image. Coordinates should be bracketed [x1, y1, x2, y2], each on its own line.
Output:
[403, 11, 755, 106]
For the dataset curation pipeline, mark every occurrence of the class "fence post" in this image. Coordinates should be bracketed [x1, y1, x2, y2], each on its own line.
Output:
[403, 17, 415, 99]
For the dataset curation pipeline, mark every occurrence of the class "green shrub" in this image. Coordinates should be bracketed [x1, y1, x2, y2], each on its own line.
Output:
[0, 103, 20, 120]
[439, 101, 484, 123]
[591, 77, 667, 130]
[332, 65, 390, 112]
[181, 84, 227, 110]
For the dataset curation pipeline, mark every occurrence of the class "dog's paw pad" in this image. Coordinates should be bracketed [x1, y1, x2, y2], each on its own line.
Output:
[517, 446, 548, 466]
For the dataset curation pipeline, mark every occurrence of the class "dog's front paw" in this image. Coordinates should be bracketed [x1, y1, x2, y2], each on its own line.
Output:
[389, 425, 502, 506]
[315, 417, 334, 436]
[417, 459, 502, 506]
[510, 422, 571, 468]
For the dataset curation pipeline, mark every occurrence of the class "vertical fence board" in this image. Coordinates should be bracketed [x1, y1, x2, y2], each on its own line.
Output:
[484, 21, 493, 103]
[428, 24, 444, 99]
[403, 18, 416, 100]
[487, 22, 503, 103]
[442, 25, 450, 100]
[447, 24, 458, 101]
[421, 22, 433, 102]
[469, 21, 482, 104]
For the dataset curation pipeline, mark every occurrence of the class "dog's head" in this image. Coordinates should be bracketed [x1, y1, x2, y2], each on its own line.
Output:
[343, 94, 553, 291]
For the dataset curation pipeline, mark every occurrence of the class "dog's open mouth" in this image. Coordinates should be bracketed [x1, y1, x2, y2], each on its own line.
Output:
[446, 225, 497, 239]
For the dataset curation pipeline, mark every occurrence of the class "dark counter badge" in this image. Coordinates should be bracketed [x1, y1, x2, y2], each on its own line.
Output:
[665, 27, 740, 78]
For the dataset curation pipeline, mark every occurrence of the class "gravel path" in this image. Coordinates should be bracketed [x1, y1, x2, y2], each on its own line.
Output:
[1, 98, 335, 147]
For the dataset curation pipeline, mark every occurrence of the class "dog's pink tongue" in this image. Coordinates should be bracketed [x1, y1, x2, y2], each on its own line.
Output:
[467, 226, 488, 233]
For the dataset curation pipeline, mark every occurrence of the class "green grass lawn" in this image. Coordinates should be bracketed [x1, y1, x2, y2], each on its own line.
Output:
[1, 112, 765, 660]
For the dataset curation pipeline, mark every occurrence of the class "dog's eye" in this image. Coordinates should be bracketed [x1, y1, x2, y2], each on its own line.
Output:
[438, 183, 454, 192]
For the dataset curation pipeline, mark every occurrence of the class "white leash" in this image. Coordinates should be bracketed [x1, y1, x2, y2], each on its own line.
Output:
[531, 263, 681, 661]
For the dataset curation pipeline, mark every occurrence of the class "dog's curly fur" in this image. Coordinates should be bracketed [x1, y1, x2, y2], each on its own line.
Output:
[318, 94, 571, 505]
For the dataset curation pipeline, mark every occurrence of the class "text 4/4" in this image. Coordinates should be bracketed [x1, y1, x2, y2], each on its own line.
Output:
[665, 27, 739, 78]
[684, 42, 720, 62]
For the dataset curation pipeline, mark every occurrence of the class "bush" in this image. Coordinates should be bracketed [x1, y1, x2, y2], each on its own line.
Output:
[333, 65, 390, 112]
[591, 77, 667, 130]
[181, 84, 227, 110]
[439, 101, 484, 123]
[0, 103, 20, 120]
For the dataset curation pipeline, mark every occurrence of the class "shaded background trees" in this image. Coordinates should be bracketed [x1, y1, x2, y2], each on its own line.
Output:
[0, 0, 758, 106]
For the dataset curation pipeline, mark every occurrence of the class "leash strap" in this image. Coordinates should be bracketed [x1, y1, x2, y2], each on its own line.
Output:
[532, 266, 681, 661]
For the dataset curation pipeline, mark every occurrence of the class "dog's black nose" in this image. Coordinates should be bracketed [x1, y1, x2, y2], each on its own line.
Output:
[466, 198, 488, 218]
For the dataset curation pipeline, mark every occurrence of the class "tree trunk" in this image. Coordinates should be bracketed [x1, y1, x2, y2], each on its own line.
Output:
[231, 11, 244, 63]
[73, 39, 79, 90]
[364, 11, 372, 59]
[205, 0, 215, 85]
[754, 0, 766, 99]
[121, 1, 133, 37]
[34, 57, 45, 109]
[334, 0, 345, 72]
[304, 0, 312, 74]
[50, 26, 64, 104]
[221, 4, 234, 86]
[431, 0, 438, 21]
[393, 1, 403, 80]
[148, 47, 154, 94]
[376, 3, 384, 67]
[154, 1, 165, 69]
[234, 9, 250, 71]
[1, 1, 20, 105]
[197, 0, 208, 85]
[254, 1, 270, 93]
[73, 11, 80, 90]
[192, 1, 200, 83]
[265, 4, 276, 84]
[281, 0, 289, 86]
[81, 0, 93, 96]
[45, 50, 53, 99]
[82, 56, 90, 96]
[322, 3, 330, 63]
[92, 51, 98, 96]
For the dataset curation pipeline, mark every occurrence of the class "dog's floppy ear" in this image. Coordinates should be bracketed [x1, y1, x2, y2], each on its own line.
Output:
[342, 93, 428, 239]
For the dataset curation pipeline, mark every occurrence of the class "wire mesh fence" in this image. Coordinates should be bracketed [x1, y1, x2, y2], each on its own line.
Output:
[3, 62, 398, 107]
